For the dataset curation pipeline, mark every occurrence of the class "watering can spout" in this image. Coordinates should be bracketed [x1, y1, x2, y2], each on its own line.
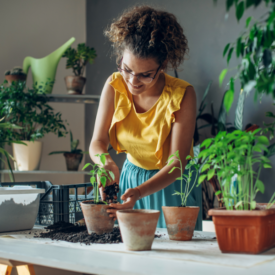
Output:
[50, 37, 76, 60]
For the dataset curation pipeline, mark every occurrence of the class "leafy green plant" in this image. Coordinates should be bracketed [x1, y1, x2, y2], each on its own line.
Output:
[4, 66, 26, 76]
[82, 153, 115, 204]
[198, 129, 275, 210]
[62, 43, 97, 76]
[0, 81, 68, 141]
[168, 150, 200, 207]
[49, 130, 88, 156]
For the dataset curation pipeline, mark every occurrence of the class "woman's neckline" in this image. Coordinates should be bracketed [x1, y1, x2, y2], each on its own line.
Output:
[131, 73, 167, 116]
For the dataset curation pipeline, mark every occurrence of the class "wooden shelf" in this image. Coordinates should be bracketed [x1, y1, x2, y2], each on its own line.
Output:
[44, 94, 100, 104]
[0, 170, 88, 175]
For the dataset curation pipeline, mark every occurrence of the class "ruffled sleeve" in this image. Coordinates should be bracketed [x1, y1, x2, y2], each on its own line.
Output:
[109, 73, 132, 153]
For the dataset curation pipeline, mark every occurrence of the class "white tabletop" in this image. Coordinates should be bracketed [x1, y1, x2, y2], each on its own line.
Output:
[0, 226, 274, 275]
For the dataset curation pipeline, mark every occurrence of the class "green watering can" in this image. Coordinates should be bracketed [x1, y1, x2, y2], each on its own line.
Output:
[23, 37, 75, 94]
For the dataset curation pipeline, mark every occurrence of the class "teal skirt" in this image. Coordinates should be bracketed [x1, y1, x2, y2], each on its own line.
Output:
[119, 158, 202, 230]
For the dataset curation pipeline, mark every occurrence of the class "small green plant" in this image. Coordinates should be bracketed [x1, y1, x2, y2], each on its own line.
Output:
[198, 129, 275, 210]
[4, 66, 26, 76]
[62, 43, 97, 76]
[82, 153, 115, 204]
[49, 130, 88, 157]
[168, 150, 200, 207]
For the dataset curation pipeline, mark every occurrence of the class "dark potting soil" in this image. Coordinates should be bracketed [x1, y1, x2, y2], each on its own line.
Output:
[104, 183, 119, 203]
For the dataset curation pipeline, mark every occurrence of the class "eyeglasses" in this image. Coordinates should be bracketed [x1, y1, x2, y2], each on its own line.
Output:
[118, 58, 162, 84]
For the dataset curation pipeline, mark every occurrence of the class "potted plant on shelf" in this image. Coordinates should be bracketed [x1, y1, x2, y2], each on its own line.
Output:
[81, 153, 116, 235]
[198, 129, 275, 254]
[49, 130, 87, 171]
[162, 150, 200, 241]
[62, 43, 97, 95]
[0, 81, 68, 171]
[4, 67, 27, 84]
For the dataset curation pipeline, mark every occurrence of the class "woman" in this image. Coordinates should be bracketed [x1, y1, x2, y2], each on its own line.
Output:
[89, 5, 202, 230]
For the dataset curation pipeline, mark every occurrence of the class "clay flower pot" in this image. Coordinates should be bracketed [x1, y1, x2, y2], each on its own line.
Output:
[64, 76, 86, 94]
[117, 209, 160, 251]
[209, 204, 275, 254]
[162, 206, 199, 241]
[5, 74, 26, 84]
[64, 152, 83, 171]
[80, 200, 115, 235]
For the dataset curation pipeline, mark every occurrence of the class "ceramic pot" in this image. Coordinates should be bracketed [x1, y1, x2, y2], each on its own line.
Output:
[63, 153, 83, 171]
[117, 209, 160, 251]
[5, 74, 26, 84]
[162, 206, 199, 241]
[12, 141, 42, 171]
[64, 76, 86, 94]
[209, 204, 275, 254]
[80, 200, 115, 235]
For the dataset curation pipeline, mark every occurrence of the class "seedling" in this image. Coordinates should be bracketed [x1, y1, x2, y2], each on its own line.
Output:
[168, 150, 200, 207]
[82, 153, 115, 204]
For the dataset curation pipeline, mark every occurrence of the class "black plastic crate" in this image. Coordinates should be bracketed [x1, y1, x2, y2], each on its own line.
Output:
[0, 181, 93, 225]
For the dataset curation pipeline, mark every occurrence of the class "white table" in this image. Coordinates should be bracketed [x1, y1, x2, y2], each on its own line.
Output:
[0, 226, 275, 275]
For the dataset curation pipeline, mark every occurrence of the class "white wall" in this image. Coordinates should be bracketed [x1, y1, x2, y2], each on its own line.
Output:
[0, 0, 86, 185]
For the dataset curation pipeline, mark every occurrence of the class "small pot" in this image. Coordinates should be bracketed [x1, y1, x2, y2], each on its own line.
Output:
[209, 204, 275, 254]
[117, 209, 160, 251]
[64, 76, 86, 94]
[5, 74, 27, 84]
[64, 153, 83, 171]
[80, 200, 115, 235]
[162, 206, 199, 241]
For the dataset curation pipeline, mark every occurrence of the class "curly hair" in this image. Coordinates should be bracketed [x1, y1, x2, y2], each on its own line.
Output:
[105, 5, 188, 70]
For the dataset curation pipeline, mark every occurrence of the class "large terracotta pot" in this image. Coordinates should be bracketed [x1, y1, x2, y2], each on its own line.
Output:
[117, 209, 160, 251]
[64, 76, 86, 94]
[162, 206, 199, 241]
[209, 204, 275, 254]
[12, 141, 42, 171]
[80, 200, 115, 235]
[5, 74, 26, 84]
[64, 153, 83, 171]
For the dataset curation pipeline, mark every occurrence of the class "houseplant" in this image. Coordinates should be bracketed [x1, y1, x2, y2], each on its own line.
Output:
[198, 128, 275, 254]
[49, 130, 87, 171]
[4, 67, 26, 84]
[81, 153, 116, 235]
[162, 150, 200, 241]
[62, 43, 97, 94]
[0, 80, 68, 171]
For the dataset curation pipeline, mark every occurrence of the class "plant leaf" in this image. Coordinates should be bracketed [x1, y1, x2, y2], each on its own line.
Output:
[223, 43, 231, 57]
[224, 90, 234, 112]
[109, 171, 115, 181]
[207, 169, 215, 180]
[100, 176, 107, 187]
[100, 154, 106, 165]
[255, 179, 265, 193]
[198, 174, 207, 184]
[227, 47, 234, 64]
[246, 16, 252, 28]
[236, 1, 245, 21]
[219, 69, 228, 87]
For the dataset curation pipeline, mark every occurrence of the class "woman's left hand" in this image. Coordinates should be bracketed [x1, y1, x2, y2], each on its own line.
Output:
[107, 188, 140, 220]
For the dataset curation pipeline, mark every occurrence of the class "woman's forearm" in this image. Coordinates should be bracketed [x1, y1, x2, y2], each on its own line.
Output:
[89, 140, 115, 164]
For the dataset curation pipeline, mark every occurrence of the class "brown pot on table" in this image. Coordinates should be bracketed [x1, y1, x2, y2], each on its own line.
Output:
[80, 201, 115, 235]
[5, 74, 27, 84]
[162, 206, 199, 241]
[64, 76, 86, 94]
[64, 153, 83, 171]
[209, 203, 275, 254]
[117, 209, 160, 251]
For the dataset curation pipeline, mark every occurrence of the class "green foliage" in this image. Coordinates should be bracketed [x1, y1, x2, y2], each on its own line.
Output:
[0, 80, 68, 141]
[62, 43, 97, 76]
[198, 129, 275, 210]
[82, 153, 115, 204]
[168, 150, 200, 207]
[4, 67, 26, 76]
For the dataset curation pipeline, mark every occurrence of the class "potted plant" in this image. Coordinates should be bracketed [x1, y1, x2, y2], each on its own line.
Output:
[198, 129, 275, 254]
[4, 67, 27, 84]
[80, 153, 116, 235]
[0, 81, 68, 171]
[49, 131, 87, 171]
[162, 150, 200, 241]
[62, 43, 97, 94]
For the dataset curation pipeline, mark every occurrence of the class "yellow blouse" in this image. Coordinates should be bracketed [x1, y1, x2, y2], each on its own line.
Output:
[109, 72, 194, 170]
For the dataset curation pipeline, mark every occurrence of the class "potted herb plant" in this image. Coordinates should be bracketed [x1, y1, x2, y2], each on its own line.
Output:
[0, 81, 68, 171]
[162, 150, 200, 241]
[80, 153, 116, 235]
[62, 43, 97, 94]
[198, 129, 275, 254]
[4, 67, 26, 84]
[49, 131, 87, 171]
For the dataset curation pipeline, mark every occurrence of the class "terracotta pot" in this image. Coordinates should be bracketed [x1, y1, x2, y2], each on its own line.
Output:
[117, 209, 160, 251]
[209, 204, 275, 254]
[64, 76, 86, 94]
[80, 200, 115, 235]
[12, 141, 42, 171]
[63, 153, 83, 171]
[162, 206, 199, 241]
[5, 74, 26, 84]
